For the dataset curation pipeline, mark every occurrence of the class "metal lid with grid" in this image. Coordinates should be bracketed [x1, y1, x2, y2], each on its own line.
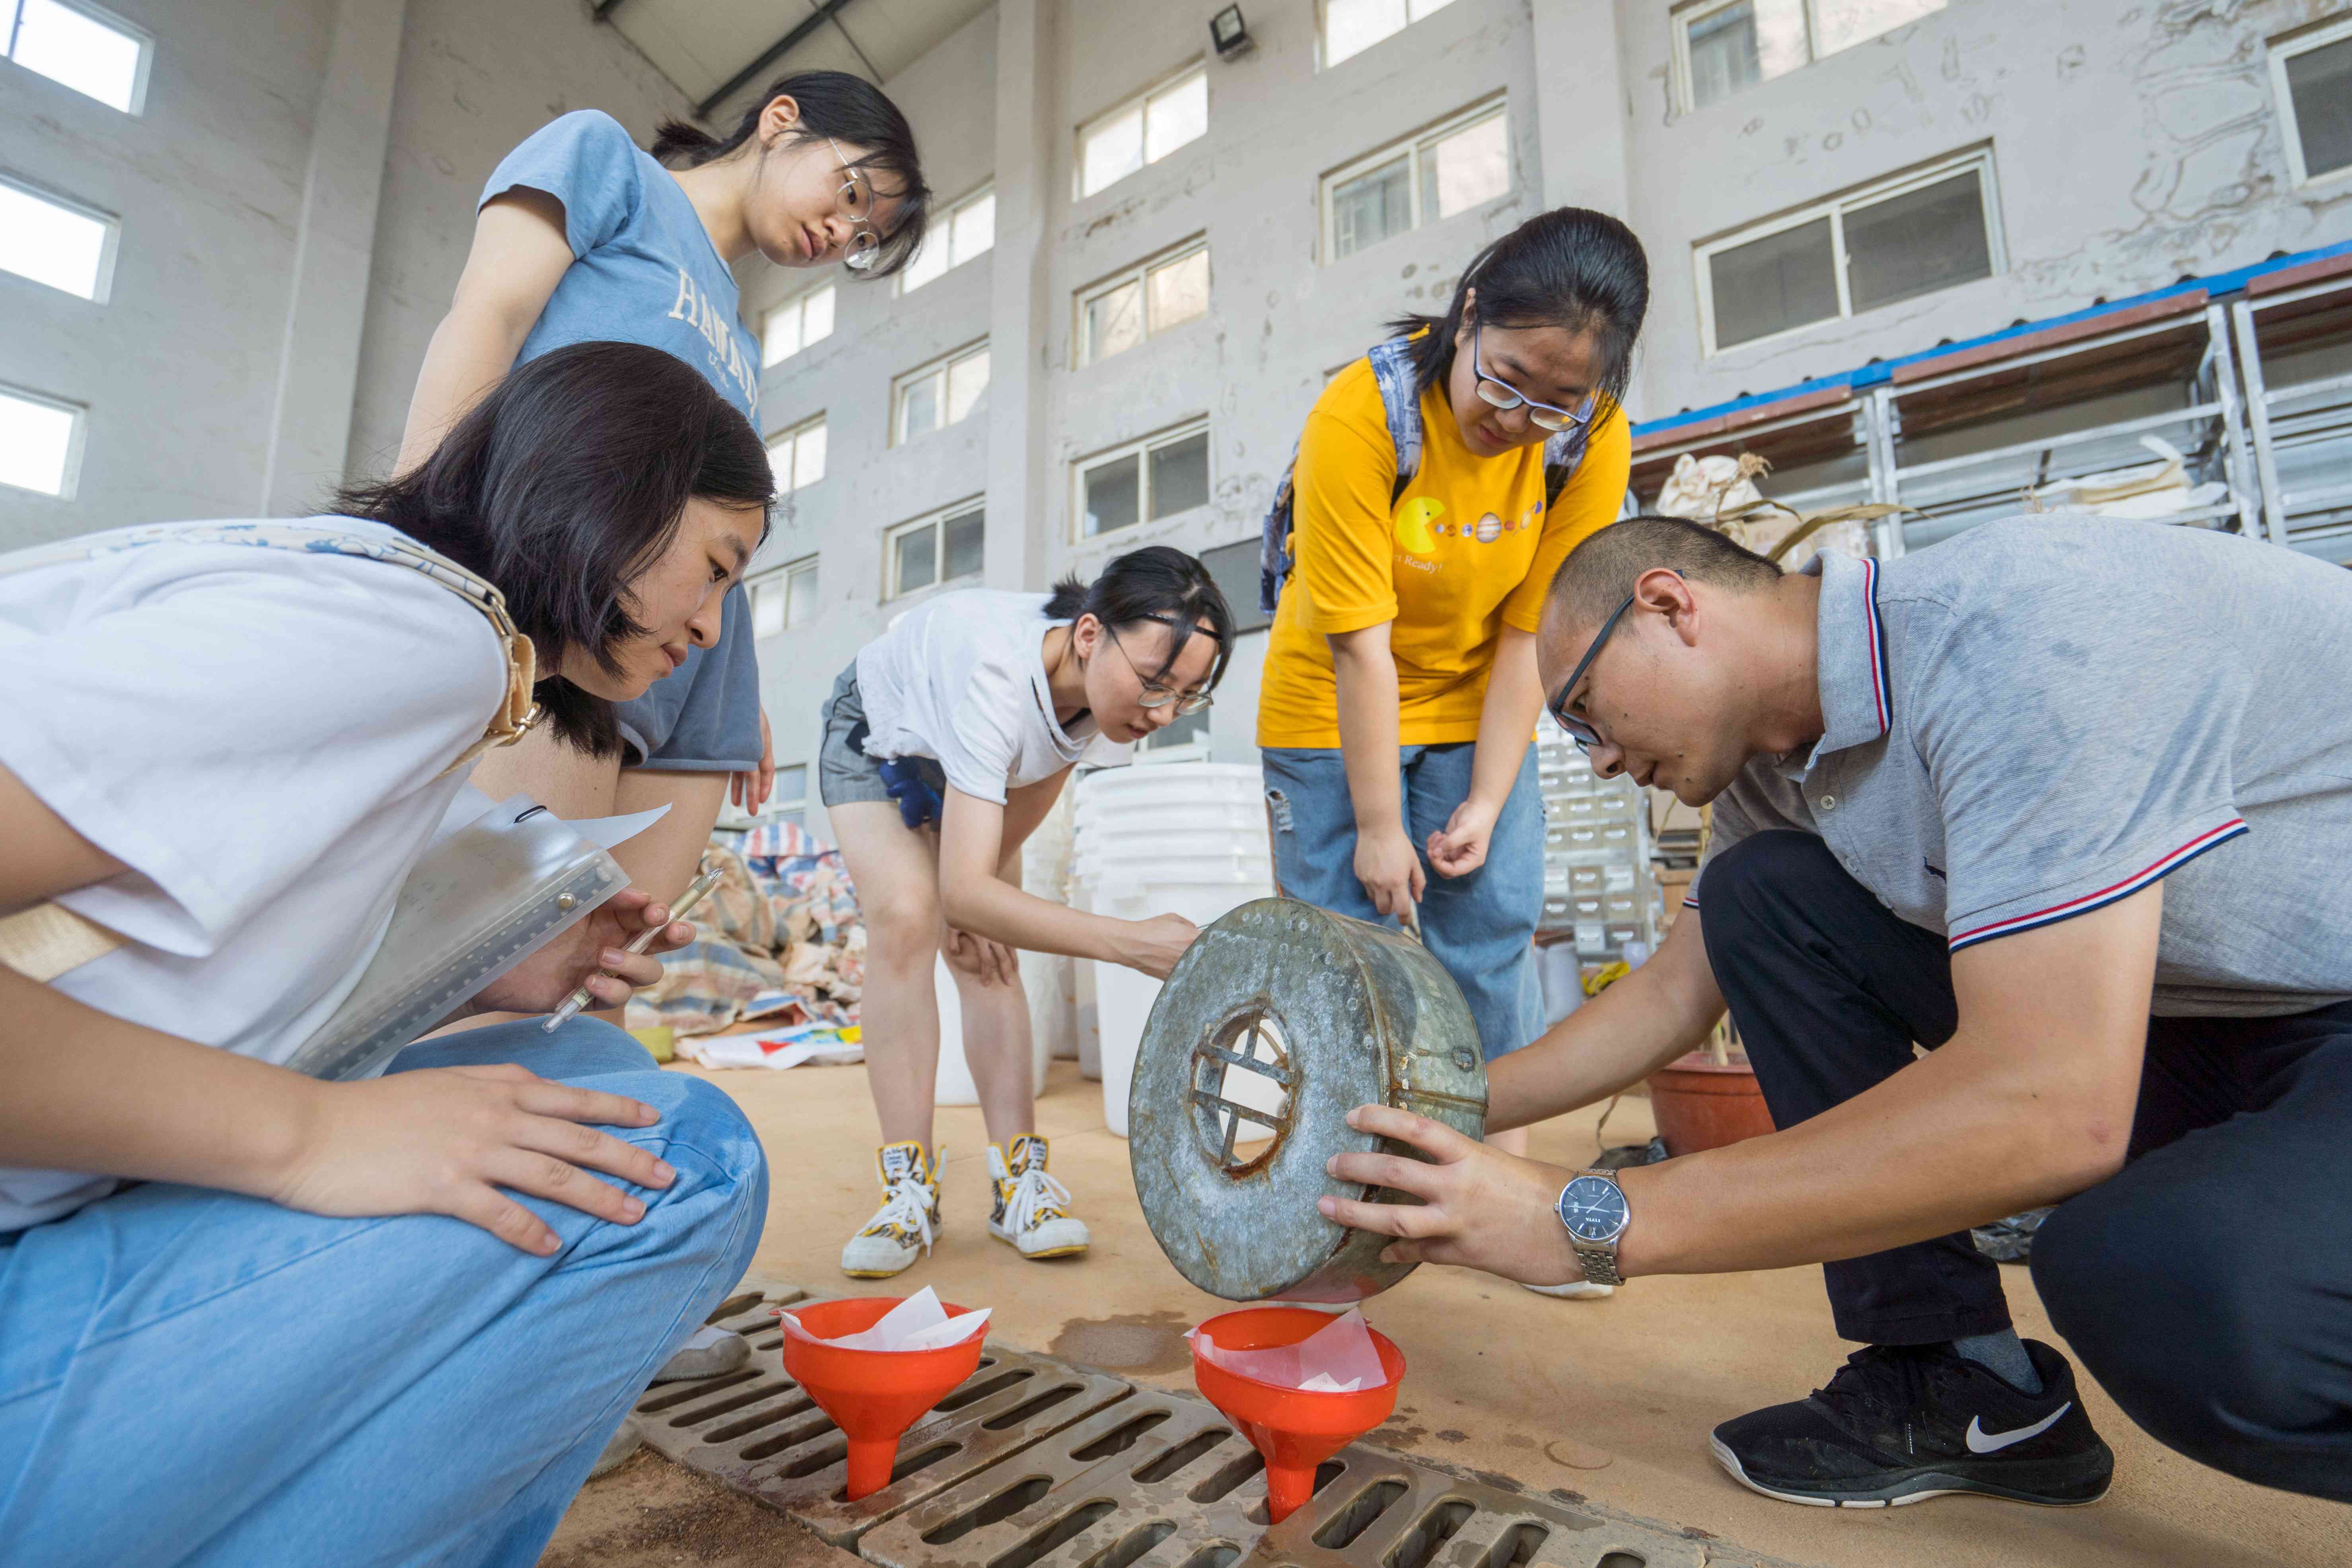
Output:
[1128, 898, 1488, 1302]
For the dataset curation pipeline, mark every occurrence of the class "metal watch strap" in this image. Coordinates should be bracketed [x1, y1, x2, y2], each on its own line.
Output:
[1570, 1238, 1624, 1288]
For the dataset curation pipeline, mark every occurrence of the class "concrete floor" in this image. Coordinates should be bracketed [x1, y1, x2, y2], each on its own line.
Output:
[671, 1055, 2344, 1568]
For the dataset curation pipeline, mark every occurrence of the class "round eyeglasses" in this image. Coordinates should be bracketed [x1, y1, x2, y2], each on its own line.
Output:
[829, 136, 881, 272]
[1471, 323, 1594, 433]
[1105, 623, 1215, 715]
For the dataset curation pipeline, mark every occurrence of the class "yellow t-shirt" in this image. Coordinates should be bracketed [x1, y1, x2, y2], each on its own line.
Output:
[1254, 354, 1632, 749]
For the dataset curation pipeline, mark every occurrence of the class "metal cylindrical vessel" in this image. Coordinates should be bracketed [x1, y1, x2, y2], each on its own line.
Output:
[1128, 898, 1488, 1302]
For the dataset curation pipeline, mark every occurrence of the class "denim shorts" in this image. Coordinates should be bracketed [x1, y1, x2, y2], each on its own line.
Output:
[817, 664, 946, 809]
[612, 583, 763, 771]
[1261, 742, 1545, 1061]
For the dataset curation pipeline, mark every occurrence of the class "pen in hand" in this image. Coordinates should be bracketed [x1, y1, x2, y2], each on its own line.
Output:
[542, 862, 726, 1033]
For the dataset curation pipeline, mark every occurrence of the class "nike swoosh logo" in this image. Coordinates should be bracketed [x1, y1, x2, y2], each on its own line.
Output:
[1966, 1404, 2070, 1453]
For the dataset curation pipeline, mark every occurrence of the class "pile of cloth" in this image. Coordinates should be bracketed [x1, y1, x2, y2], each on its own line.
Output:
[625, 820, 867, 1044]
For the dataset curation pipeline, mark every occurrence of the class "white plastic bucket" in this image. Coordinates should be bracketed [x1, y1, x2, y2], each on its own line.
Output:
[931, 951, 1052, 1107]
[1088, 875, 1276, 1138]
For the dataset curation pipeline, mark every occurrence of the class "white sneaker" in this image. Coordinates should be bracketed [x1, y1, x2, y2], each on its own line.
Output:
[1523, 1279, 1616, 1300]
[841, 1141, 941, 1279]
[988, 1135, 1089, 1260]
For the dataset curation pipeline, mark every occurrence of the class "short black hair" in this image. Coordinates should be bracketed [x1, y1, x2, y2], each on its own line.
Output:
[1045, 545, 1236, 690]
[332, 342, 774, 756]
[1547, 515, 1780, 635]
[650, 70, 931, 279]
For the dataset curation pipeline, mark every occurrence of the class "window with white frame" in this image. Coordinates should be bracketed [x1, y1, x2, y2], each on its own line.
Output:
[767, 762, 808, 825]
[887, 500, 985, 598]
[1077, 64, 1207, 199]
[766, 414, 827, 492]
[0, 174, 115, 300]
[1322, 99, 1509, 263]
[1076, 421, 1210, 539]
[750, 554, 819, 639]
[893, 342, 990, 445]
[0, 382, 84, 498]
[1076, 239, 1210, 367]
[2272, 18, 2352, 186]
[2, 0, 149, 113]
[1319, 0, 1460, 70]
[1675, 0, 1945, 112]
[762, 283, 834, 367]
[1697, 148, 1999, 353]
[899, 184, 995, 294]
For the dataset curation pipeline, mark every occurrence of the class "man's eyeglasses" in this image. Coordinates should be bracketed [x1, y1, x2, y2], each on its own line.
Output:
[829, 137, 881, 272]
[1546, 589, 1639, 749]
[1471, 323, 1594, 433]
[1104, 621, 1215, 715]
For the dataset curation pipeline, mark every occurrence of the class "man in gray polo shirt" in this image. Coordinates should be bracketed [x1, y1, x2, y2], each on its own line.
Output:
[1315, 514, 2352, 1509]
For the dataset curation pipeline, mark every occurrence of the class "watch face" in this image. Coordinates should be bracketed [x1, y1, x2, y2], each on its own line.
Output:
[1558, 1175, 1627, 1243]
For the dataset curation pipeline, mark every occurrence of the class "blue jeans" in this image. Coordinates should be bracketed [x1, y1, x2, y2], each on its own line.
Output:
[1262, 742, 1545, 1061]
[0, 1019, 768, 1568]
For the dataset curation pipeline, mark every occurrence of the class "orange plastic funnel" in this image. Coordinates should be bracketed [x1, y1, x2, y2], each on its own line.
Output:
[777, 1296, 987, 1500]
[1190, 1307, 1405, 1523]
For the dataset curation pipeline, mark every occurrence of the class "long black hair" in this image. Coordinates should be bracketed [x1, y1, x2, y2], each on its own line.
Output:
[1387, 207, 1649, 413]
[332, 342, 775, 756]
[650, 70, 930, 279]
[1046, 546, 1236, 690]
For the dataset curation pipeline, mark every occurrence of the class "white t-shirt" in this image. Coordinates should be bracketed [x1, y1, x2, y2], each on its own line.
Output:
[853, 590, 1130, 804]
[0, 518, 506, 1231]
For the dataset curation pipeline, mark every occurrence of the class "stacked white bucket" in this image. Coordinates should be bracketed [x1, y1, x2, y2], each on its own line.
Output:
[1071, 763, 1274, 1136]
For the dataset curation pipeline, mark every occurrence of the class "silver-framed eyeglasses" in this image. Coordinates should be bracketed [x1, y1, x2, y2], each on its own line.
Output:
[1104, 621, 1215, 715]
[1471, 323, 1595, 433]
[828, 136, 881, 272]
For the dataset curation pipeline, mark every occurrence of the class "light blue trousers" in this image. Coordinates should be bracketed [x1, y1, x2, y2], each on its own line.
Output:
[0, 1019, 768, 1568]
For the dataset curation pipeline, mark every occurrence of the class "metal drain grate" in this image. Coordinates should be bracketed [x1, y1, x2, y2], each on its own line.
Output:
[634, 1278, 1135, 1547]
[856, 1383, 1709, 1568]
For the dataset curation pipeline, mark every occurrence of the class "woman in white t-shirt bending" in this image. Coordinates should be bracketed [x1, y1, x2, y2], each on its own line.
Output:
[818, 547, 1233, 1277]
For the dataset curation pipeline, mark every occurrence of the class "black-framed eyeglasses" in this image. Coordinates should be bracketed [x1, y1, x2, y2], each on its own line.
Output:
[1471, 323, 1594, 433]
[1546, 590, 1638, 749]
[829, 136, 881, 272]
[1104, 619, 1214, 715]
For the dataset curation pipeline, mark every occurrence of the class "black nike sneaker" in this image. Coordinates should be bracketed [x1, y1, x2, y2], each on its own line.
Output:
[1710, 1339, 2113, 1508]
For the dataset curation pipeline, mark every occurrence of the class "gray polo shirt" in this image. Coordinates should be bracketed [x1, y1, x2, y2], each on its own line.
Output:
[1690, 517, 2352, 1017]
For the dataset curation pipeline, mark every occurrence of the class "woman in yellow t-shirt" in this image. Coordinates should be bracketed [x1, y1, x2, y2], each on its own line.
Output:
[1257, 208, 1647, 1154]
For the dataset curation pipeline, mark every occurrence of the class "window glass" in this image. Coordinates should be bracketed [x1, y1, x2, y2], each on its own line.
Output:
[1811, 0, 1944, 57]
[2288, 35, 2352, 180]
[1843, 170, 1991, 312]
[761, 308, 801, 368]
[946, 350, 990, 425]
[1332, 155, 1411, 259]
[0, 387, 76, 496]
[943, 508, 985, 580]
[794, 422, 826, 486]
[752, 581, 786, 639]
[900, 375, 941, 442]
[1148, 431, 1210, 519]
[951, 190, 995, 261]
[802, 284, 834, 344]
[1084, 454, 1141, 535]
[1146, 248, 1210, 332]
[1143, 706, 1210, 751]
[1082, 103, 1146, 196]
[1144, 70, 1207, 162]
[901, 232, 950, 292]
[786, 560, 818, 627]
[10, 0, 144, 112]
[0, 181, 108, 298]
[1419, 111, 1508, 224]
[1687, 2, 1763, 109]
[774, 763, 808, 805]
[895, 524, 937, 594]
[1709, 216, 1839, 348]
[1086, 279, 1145, 361]
[1324, 0, 1405, 66]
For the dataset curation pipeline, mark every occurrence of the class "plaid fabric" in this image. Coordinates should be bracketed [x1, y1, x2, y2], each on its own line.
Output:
[627, 834, 866, 1037]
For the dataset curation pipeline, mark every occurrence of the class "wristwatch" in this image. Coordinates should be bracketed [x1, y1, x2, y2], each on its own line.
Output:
[1555, 1169, 1631, 1287]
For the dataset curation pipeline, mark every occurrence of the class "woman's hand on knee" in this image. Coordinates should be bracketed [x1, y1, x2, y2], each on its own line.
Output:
[269, 1064, 677, 1255]
[944, 928, 1019, 987]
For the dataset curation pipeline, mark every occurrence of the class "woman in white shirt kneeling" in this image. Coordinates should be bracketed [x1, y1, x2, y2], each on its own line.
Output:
[820, 548, 1232, 1277]
[0, 340, 774, 1567]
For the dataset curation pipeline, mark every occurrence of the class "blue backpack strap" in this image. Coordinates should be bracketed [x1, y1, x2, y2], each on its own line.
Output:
[1258, 339, 1427, 615]
[1541, 399, 1603, 506]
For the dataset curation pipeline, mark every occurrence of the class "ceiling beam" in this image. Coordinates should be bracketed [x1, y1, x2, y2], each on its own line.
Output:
[697, 0, 862, 119]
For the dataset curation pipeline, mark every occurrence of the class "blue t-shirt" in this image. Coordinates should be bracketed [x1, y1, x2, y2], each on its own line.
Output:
[480, 110, 765, 770]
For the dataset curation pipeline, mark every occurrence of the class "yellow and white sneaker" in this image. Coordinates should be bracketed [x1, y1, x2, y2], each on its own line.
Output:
[841, 1141, 942, 1279]
[988, 1135, 1089, 1260]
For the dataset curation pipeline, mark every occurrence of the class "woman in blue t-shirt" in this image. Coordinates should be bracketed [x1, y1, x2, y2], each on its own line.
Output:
[399, 70, 930, 928]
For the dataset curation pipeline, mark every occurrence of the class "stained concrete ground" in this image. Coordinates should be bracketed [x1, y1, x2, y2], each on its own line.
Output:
[559, 1055, 2347, 1568]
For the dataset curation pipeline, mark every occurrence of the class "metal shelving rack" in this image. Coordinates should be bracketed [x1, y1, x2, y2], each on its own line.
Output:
[2231, 253, 2352, 561]
[1534, 724, 1659, 960]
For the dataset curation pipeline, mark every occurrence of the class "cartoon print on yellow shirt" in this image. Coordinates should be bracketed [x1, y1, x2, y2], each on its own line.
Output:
[1394, 496, 1444, 555]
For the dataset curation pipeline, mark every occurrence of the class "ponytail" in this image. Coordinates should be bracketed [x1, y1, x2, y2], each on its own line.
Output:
[649, 70, 931, 279]
[1048, 546, 1236, 690]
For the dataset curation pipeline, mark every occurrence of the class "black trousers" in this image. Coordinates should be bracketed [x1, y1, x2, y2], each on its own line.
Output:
[1701, 831, 2352, 1502]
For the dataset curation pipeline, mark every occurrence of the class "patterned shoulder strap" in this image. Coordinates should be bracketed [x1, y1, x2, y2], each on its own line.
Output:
[0, 521, 543, 982]
[1364, 338, 1425, 503]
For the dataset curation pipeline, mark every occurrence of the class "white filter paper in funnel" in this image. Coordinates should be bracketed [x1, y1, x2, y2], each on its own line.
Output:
[1189, 1309, 1386, 1393]
[778, 1286, 992, 1351]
